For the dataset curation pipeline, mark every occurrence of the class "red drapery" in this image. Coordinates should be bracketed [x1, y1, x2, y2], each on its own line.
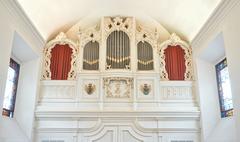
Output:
[50, 44, 73, 80]
[164, 45, 186, 80]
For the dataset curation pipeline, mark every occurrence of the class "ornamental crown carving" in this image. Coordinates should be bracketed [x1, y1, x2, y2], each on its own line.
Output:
[55, 32, 67, 40]
[168, 33, 181, 45]
[79, 25, 101, 48]
[104, 16, 133, 39]
[159, 33, 189, 48]
[136, 24, 158, 48]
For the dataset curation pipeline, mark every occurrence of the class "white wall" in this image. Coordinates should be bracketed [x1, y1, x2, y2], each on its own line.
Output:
[193, 1, 240, 142]
[0, 1, 44, 142]
[196, 59, 219, 140]
[222, 4, 240, 140]
[196, 58, 235, 142]
[207, 117, 236, 142]
[14, 58, 41, 140]
[0, 1, 15, 114]
[0, 117, 29, 142]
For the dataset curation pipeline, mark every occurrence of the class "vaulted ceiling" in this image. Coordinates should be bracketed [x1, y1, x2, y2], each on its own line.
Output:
[17, 0, 221, 42]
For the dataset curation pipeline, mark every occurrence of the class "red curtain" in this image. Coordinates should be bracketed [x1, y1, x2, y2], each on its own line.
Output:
[50, 44, 73, 80]
[164, 45, 186, 80]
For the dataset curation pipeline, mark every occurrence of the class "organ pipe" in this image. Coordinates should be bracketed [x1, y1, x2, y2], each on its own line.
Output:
[137, 41, 153, 70]
[83, 41, 99, 70]
[106, 31, 130, 69]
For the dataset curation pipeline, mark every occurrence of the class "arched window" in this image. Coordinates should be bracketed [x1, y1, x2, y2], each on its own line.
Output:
[106, 31, 130, 69]
[83, 41, 99, 70]
[50, 44, 73, 80]
[137, 41, 153, 70]
[164, 45, 186, 80]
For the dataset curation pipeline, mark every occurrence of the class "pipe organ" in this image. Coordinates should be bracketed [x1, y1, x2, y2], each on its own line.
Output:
[137, 41, 154, 70]
[83, 41, 99, 70]
[106, 31, 130, 69]
[37, 17, 199, 142]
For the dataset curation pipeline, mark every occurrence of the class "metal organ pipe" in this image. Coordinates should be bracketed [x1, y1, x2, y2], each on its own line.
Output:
[106, 31, 130, 69]
[83, 41, 99, 70]
[137, 41, 153, 70]
[82, 30, 155, 71]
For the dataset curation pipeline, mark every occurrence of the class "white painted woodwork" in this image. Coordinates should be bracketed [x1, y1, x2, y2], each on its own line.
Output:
[35, 17, 199, 142]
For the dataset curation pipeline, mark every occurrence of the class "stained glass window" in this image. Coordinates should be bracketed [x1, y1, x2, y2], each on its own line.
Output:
[2, 58, 20, 118]
[215, 58, 233, 118]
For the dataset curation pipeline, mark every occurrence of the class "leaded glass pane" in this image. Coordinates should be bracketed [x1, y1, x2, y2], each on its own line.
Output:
[216, 58, 233, 118]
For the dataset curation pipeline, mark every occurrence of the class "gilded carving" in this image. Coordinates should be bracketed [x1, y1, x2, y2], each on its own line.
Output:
[103, 77, 133, 98]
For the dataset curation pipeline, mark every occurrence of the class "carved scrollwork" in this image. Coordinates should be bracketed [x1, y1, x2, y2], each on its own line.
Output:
[103, 77, 133, 98]
[79, 25, 101, 49]
[103, 16, 133, 40]
[136, 24, 157, 48]
[42, 32, 78, 80]
[158, 33, 193, 81]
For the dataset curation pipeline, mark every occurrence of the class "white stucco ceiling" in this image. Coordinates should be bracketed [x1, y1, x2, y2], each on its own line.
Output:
[17, 0, 221, 42]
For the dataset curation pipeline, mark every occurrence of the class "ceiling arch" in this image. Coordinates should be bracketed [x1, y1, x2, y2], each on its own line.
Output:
[17, 0, 221, 42]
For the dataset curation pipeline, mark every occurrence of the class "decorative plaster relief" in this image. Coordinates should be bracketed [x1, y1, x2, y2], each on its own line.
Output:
[103, 77, 133, 99]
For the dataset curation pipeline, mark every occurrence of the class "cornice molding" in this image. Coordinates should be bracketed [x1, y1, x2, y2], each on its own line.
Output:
[35, 118, 200, 133]
[35, 110, 200, 120]
[35, 127, 200, 134]
[0, 0, 45, 49]
[191, 0, 240, 48]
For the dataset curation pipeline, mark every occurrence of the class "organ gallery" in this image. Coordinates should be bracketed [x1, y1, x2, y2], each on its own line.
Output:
[37, 16, 198, 141]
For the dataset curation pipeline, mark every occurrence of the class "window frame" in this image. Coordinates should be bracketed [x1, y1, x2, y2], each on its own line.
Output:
[2, 58, 20, 118]
[215, 58, 233, 118]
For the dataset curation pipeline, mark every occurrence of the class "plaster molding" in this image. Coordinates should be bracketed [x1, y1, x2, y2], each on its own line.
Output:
[0, 0, 45, 50]
[191, 0, 240, 48]
[35, 119, 200, 133]
[103, 77, 133, 98]
[35, 110, 200, 120]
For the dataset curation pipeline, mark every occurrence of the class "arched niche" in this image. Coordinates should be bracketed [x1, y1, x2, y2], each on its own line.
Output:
[83, 41, 99, 70]
[106, 30, 130, 69]
[50, 44, 72, 80]
[158, 33, 193, 81]
[42, 32, 78, 80]
[137, 41, 154, 70]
